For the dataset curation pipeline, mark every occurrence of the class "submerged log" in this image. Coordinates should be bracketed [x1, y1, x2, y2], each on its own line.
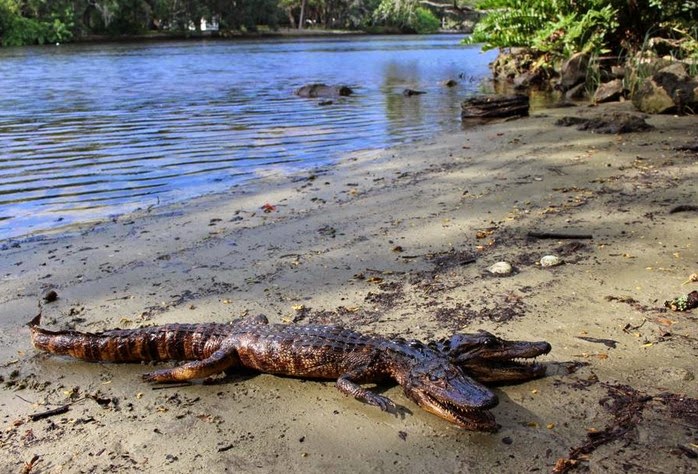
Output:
[461, 94, 529, 119]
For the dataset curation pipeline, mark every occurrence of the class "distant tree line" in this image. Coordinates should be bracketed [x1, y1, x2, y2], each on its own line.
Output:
[0, 0, 479, 45]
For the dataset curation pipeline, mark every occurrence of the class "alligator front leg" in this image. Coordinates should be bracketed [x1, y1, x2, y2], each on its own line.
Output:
[142, 337, 240, 383]
[336, 370, 396, 412]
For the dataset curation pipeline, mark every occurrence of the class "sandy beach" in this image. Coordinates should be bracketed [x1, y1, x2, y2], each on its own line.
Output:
[1, 101, 697, 473]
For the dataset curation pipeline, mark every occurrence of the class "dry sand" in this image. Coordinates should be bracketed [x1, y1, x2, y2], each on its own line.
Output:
[1, 102, 696, 473]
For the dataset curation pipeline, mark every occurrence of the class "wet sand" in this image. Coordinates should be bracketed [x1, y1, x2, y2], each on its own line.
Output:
[1, 102, 697, 473]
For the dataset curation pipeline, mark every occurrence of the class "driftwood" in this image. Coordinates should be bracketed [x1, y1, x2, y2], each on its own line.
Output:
[461, 94, 529, 119]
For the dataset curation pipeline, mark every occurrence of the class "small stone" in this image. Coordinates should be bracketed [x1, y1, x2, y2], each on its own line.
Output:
[42, 289, 59, 303]
[488, 261, 513, 275]
[540, 255, 563, 267]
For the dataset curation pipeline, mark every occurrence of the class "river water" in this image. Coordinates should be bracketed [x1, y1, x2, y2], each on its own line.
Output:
[0, 34, 497, 240]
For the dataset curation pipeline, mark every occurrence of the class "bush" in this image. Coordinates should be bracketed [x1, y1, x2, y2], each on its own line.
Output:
[466, 0, 698, 57]
[413, 7, 440, 34]
[0, 0, 73, 46]
[466, 0, 618, 59]
[373, 0, 441, 34]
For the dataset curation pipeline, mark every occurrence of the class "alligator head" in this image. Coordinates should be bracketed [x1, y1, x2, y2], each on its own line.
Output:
[431, 331, 551, 385]
[394, 351, 500, 432]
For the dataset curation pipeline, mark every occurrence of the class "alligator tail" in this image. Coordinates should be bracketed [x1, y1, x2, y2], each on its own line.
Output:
[29, 312, 215, 363]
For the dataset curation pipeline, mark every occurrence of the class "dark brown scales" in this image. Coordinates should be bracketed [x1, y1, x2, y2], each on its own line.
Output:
[29, 314, 233, 362]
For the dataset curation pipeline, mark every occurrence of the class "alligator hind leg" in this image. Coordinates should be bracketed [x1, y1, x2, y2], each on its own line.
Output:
[142, 338, 239, 383]
[336, 371, 396, 412]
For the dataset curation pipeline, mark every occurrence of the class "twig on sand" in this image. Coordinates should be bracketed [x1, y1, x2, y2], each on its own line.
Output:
[527, 231, 593, 240]
[28, 405, 69, 421]
[151, 382, 192, 390]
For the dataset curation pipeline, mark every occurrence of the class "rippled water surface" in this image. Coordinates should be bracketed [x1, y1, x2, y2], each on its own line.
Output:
[0, 34, 496, 239]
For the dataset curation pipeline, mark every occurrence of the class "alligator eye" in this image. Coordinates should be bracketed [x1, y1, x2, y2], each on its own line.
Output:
[429, 374, 439, 382]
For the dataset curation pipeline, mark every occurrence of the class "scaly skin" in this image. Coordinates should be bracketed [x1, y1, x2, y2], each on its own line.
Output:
[29, 314, 550, 431]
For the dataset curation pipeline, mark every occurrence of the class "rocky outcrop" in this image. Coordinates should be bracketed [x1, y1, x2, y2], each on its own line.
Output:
[558, 53, 588, 92]
[489, 48, 549, 87]
[593, 79, 624, 103]
[295, 83, 353, 98]
[631, 62, 698, 114]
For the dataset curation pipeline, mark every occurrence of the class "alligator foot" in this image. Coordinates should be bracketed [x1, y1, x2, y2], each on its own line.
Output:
[336, 375, 397, 412]
[143, 339, 240, 382]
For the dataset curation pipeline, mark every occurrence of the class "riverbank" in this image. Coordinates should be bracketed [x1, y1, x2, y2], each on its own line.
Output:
[74, 27, 371, 44]
[70, 27, 473, 45]
[1, 102, 697, 472]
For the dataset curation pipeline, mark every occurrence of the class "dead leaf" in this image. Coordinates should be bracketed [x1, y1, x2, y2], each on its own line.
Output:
[261, 203, 276, 213]
[654, 317, 675, 326]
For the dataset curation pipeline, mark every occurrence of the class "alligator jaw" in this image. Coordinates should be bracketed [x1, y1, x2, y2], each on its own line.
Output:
[461, 357, 548, 385]
[420, 393, 498, 432]
[400, 359, 500, 432]
[447, 333, 552, 385]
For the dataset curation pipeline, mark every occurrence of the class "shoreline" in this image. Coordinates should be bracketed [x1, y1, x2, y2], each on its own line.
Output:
[46, 29, 467, 47]
[1, 102, 697, 472]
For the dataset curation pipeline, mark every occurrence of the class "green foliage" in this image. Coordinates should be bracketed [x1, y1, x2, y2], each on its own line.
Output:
[467, 0, 698, 57]
[467, 0, 618, 59]
[412, 7, 440, 34]
[0, 0, 73, 46]
[532, 6, 617, 57]
[373, 0, 440, 33]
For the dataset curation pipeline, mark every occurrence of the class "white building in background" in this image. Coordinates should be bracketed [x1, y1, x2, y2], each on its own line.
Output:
[188, 17, 220, 31]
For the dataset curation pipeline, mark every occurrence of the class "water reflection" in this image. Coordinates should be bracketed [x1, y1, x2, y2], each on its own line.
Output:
[0, 35, 498, 239]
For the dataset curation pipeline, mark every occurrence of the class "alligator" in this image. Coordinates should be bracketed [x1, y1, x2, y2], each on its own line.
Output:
[29, 313, 550, 431]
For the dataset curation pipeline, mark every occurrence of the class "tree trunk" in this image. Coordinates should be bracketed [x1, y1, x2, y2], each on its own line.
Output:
[298, 0, 307, 29]
[286, 9, 296, 28]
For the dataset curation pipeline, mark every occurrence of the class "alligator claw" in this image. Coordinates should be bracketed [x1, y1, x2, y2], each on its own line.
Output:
[141, 371, 161, 383]
[366, 394, 396, 412]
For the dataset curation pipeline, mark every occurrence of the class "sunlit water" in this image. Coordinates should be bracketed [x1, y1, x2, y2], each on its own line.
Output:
[0, 34, 497, 240]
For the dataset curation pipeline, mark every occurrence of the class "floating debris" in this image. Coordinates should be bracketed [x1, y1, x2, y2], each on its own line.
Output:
[488, 261, 513, 276]
[540, 255, 563, 267]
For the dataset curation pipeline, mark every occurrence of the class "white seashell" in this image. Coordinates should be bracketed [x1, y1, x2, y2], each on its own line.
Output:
[488, 261, 513, 275]
[540, 255, 563, 267]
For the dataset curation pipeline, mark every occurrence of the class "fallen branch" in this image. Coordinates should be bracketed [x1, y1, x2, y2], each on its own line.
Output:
[151, 382, 192, 390]
[527, 231, 593, 240]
